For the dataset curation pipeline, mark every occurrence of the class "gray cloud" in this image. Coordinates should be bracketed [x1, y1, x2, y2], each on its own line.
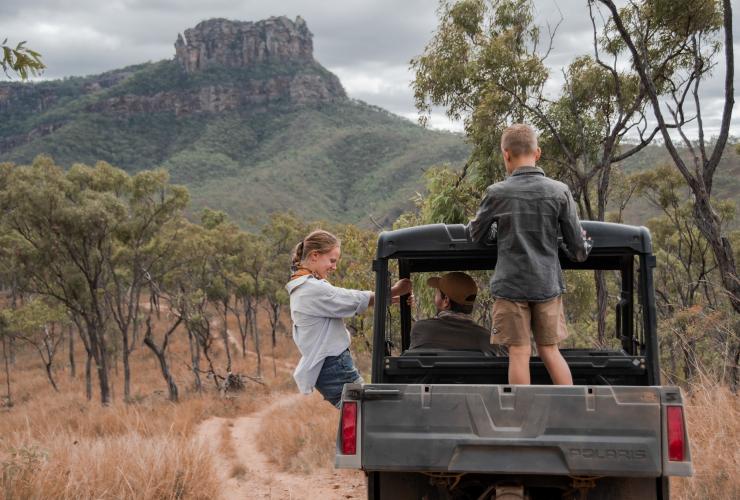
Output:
[1, 0, 735, 137]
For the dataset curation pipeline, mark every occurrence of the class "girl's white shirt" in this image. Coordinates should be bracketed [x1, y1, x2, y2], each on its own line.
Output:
[286, 274, 372, 394]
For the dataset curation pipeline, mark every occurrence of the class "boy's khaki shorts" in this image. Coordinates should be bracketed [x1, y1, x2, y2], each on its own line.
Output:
[491, 296, 569, 346]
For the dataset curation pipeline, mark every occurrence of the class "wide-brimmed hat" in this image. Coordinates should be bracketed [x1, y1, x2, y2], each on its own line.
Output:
[426, 272, 477, 306]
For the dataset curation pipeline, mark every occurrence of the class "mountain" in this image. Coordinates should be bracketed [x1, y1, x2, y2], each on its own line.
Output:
[0, 17, 470, 226]
[1, 16, 736, 229]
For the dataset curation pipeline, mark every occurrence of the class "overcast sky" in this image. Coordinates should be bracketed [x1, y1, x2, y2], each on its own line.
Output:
[2, 0, 738, 136]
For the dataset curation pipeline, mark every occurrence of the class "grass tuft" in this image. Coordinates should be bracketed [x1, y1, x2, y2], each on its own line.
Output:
[256, 393, 338, 474]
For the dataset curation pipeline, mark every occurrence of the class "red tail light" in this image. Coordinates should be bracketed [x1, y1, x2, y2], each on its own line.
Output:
[341, 401, 358, 455]
[667, 406, 685, 461]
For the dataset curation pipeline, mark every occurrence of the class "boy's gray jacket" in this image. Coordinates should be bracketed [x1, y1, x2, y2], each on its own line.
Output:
[469, 166, 591, 302]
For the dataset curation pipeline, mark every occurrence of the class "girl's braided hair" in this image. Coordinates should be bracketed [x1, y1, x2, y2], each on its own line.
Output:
[291, 230, 340, 269]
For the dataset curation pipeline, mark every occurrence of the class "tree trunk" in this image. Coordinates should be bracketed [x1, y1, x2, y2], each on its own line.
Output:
[252, 299, 262, 377]
[270, 302, 281, 348]
[143, 317, 181, 403]
[693, 200, 740, 314]
[85, 352, 93, 401]
[595, 272, 608, 345]
[45, 361, 59, 392]
[68, 325, 76, 378]
[95, 343, 111, 405]
[682, 341, 694, 382]
[88, 315, 112, 406]
[242, 296, 254, 357]
[271, 331, 277, 377]
[2, 336, 12, 407]
[731, 344, 739, 394]
[231, 299, 247, 357]
[122, 329, 131, 403]
[188, 329, 202, 393]
[221, 300, 232, 373]
[595, 163, 612, 346]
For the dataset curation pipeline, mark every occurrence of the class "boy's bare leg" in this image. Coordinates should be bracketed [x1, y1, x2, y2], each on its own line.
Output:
[507, 344, 532, 385]
[537, 344, 573, 385]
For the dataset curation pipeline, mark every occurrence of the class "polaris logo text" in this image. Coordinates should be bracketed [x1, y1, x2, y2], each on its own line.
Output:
[569, 448, 647, 460]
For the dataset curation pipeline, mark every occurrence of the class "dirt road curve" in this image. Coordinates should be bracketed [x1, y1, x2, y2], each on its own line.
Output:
[197, 393, 366, 499]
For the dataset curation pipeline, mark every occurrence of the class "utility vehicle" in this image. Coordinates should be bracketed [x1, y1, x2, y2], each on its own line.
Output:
[335, 221, 692, 499]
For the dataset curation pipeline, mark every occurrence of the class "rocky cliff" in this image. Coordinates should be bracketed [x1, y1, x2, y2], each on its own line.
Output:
[175, 17, 314, 72]
[0, 16, 347, 150]
[89, 16, 346, 116]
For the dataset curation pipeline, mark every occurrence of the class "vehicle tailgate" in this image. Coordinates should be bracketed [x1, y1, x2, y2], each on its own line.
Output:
[350, 384, 688, 477]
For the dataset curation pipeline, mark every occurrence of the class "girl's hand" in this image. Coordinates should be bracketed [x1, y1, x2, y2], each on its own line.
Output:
[391, 293, 415, 306]
[391, 278, 412, 297]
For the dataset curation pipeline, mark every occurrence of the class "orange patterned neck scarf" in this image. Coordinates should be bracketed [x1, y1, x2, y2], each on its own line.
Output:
[290, 266, 321, 282]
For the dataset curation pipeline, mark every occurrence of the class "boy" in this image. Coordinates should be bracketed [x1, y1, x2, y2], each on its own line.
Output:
[469, 124, 591, 385]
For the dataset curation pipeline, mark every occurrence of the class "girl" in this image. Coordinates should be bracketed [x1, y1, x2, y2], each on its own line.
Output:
[286, 229, 411, 407]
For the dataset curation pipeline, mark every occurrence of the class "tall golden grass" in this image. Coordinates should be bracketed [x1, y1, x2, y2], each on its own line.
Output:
[2, 432, 219, 499]
[673, 382, 740, 499]
[0, 305, 296, 499]
[256, 393, 339, 474]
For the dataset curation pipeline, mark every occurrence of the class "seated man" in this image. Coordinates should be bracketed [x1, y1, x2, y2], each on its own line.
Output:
[409, 272, 496, 355]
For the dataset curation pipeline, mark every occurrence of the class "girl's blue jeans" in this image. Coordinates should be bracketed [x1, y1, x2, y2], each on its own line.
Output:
[315, 349, 363, 408]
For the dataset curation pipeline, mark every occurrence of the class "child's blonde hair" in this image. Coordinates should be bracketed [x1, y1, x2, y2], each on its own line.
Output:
[501, 123, 538, 158]
[291, 230, 340, 268]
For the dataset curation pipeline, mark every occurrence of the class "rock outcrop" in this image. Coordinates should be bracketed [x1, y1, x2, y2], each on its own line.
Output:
[0, 15, 348, 151]
[175, 17, 314, 73]
[88, 74, 346, 116]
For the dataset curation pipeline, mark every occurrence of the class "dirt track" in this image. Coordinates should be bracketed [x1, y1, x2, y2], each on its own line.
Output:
[197, 392, 365, 499]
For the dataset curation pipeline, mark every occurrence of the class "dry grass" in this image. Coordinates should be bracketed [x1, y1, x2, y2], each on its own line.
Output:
[1, 432, 219, 499]
[673, 382, 740, 499]
[0, 303, 296, 499]
[2, 299, 738, 498]
[256, 393, 339, 474]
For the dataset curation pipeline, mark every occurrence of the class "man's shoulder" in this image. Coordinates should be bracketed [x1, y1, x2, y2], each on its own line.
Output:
[410, 318, 439, 330]
[415, 315, 488, 333]
[448, 317, 491, 335]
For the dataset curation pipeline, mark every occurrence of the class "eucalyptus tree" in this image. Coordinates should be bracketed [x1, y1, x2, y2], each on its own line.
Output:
[0, 156, 126, 404]
[596, 0, 738, 314]
[105, 169, 189, 402]
[633, 164, 738, 385]
[1, 298, 68, 391]
[159, 221, 222, 391]
[261, 212, 306, 349]
[0, 316, 13, 406]
[200, 209, 240, 374]
[0, 226, 29, 376]
[238, 232, 270, 377]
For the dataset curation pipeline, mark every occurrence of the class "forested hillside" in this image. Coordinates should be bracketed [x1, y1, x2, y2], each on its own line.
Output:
[2, 16, 737, 230]
[0, 17, 470, 227]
